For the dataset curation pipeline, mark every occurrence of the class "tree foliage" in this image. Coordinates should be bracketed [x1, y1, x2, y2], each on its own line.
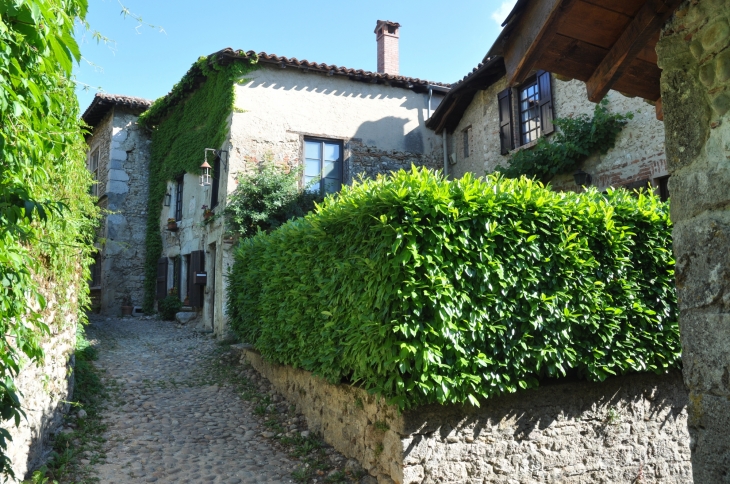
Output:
[0, 0, 98, 476]
[222, 158, 321, 238]
[497, 100, 632, 182]
[228, 167, 678, 410]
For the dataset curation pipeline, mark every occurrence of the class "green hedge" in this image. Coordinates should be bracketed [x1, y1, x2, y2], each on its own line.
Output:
[227, 168, 678, 409]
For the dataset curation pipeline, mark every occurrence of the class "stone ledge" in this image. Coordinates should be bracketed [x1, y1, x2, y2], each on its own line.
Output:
[241, 348, 692, 483]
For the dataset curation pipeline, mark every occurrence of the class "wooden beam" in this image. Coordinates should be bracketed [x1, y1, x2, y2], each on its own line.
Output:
[503, 0, 578, 84]
[656, 97, 663, 121]
[585, 0, 683, 102]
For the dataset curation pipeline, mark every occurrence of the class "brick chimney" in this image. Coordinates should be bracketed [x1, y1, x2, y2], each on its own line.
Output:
[375, 20, 400, 75]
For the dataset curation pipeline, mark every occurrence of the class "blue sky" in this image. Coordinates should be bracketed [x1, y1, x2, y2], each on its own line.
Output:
[74, 0, 517, 112]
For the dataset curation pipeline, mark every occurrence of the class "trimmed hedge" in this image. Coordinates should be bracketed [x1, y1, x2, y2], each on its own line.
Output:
[227, 168, 678, 409]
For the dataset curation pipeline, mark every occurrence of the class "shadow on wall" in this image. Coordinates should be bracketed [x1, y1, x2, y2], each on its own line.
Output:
[21, 351, 75, 480]
[352, 116, 423, 154]
[401, 371, 688, 465]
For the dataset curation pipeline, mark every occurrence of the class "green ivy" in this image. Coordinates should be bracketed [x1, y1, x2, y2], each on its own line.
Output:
[139, 52, 259, 313]
[0, 0, 99, 476]
[228, 167, 678, 410]
[497, 100, 632, 182]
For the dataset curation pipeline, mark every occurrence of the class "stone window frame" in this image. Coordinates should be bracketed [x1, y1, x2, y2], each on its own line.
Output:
[463, 126, 472, 159]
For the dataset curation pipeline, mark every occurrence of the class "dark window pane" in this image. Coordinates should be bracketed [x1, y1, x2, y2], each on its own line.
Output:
[324, 178, 340, 194]
[323, 160, 340, 178]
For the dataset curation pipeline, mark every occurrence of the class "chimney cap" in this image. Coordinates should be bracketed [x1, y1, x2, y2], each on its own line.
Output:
[374, 20, 401, 34]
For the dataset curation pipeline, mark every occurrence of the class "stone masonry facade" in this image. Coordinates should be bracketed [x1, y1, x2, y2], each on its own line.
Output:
[0, 282, 79, 481]
[448, 76, 667, 194]
[241, 347, 691, 484]
[657, 0, 730, 480]
[86, 105, 151, 315]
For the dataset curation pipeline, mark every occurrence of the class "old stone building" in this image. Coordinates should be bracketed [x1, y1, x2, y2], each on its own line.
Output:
[82, 94, 152, 315]
[150, 21, 449, 335]
[427, 59, 669, 195]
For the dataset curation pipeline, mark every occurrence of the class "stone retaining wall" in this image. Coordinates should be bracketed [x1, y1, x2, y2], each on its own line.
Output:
[240, 348, 692, 483]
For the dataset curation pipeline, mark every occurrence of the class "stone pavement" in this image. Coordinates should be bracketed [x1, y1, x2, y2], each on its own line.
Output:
[84, 316, 300, 484]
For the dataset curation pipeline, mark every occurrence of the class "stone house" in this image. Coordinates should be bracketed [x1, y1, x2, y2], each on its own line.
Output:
[151, 21, 449, 334]
[82, 93, 152, 315]
[427, 57, 670, 196]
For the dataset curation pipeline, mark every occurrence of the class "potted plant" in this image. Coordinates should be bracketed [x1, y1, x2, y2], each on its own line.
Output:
[121, 294, 133, 317]
[202, 205, 213, 221]
[167, 217, 178, 231]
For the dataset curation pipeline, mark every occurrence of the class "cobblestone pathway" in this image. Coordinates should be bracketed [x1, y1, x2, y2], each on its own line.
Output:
[85, 316, 299, 484]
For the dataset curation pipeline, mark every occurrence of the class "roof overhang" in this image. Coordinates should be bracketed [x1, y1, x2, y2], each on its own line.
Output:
[488, 0, 683, 103]
[426, 56, 506, 134]
[82, 93, 152, 128]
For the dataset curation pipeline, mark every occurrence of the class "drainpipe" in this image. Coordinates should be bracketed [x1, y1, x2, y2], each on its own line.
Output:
[442, 131, 448, 178]
[428, 87, 433, 119]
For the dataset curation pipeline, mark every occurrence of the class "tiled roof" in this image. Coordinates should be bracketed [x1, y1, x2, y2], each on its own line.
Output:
[216, 48, 450, 90]
[426, 56, 506, 134]
[82, 93, 153, 127]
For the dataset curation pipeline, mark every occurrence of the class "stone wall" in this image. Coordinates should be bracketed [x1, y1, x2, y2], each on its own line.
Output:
[89, 108, 151, 314]
[0, 283, 79, 481]
[448, 76, 668, 194]
[657, 0, 730, 480]
[241, 348, 692, 484]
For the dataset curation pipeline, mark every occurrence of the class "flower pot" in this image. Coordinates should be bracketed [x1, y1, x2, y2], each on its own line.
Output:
[203, 212, 213, 220]
[121, 305, 133, 316]
[167, 222, 178, 231]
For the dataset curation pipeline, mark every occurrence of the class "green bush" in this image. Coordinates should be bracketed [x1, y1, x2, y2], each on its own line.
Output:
[227, 167, 678, 409]
[223, 157, 322, 238]
[159, 296, 183, 321]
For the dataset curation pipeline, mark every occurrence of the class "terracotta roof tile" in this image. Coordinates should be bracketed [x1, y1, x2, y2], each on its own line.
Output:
[216, 49, 450, 90]
[82, 93, 153, 127]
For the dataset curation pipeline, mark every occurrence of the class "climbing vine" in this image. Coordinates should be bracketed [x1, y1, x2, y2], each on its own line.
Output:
[497, 99, 633, 182]
[0, 0, 99, 477]
[139, 52, 259, 312]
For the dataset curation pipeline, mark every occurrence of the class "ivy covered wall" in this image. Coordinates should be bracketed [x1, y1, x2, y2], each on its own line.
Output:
[139, 54, 259, 312]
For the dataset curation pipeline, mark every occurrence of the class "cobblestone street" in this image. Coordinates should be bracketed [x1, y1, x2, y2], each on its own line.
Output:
[84, 316, 299, 484]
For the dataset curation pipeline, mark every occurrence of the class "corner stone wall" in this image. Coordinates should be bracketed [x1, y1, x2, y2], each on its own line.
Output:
[657, 0, 730, 480]
[241, 348, 691, 484]
[100, 108, 151, 313]
[0, 283, 78, 481]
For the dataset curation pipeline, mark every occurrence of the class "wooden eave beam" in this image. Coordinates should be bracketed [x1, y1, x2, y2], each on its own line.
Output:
[585, 0, 683, 102]
[503, 0, 577, 84]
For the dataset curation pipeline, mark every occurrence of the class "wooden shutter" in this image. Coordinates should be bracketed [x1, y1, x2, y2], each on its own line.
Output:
[211, 154, 221, 209]
[189, 250, 205, 308]
[498, 89, 513, 155]
[156, 258, 168, 300]
[537, 71, 554, 135]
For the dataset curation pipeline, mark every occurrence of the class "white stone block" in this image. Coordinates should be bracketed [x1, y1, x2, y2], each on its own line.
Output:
[108, 169, 129, 182]
[108, 180, 129, 194]
[111, 149, 127, 161]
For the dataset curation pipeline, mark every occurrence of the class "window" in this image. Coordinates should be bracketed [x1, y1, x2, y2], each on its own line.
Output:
[211, 154, 222, 209]
[655, 175, 670, 202]
[89, 148, 99, 196]
[175, 175, 184, 221]
[519, 79, 541, 145]
[304, 138, 343, 195]
[498, 70, 554, 154]
[172, 256, 182, 298]
[463, 127, 471, 158]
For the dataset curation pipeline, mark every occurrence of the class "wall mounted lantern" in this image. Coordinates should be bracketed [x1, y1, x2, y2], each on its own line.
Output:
[201, 148, 229, 186]
[573, 169, 592, 187]
[163, 190, 172, 206]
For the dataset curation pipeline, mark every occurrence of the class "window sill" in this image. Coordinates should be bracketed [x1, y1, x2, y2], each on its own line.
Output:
[509, 139, 540, 155]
